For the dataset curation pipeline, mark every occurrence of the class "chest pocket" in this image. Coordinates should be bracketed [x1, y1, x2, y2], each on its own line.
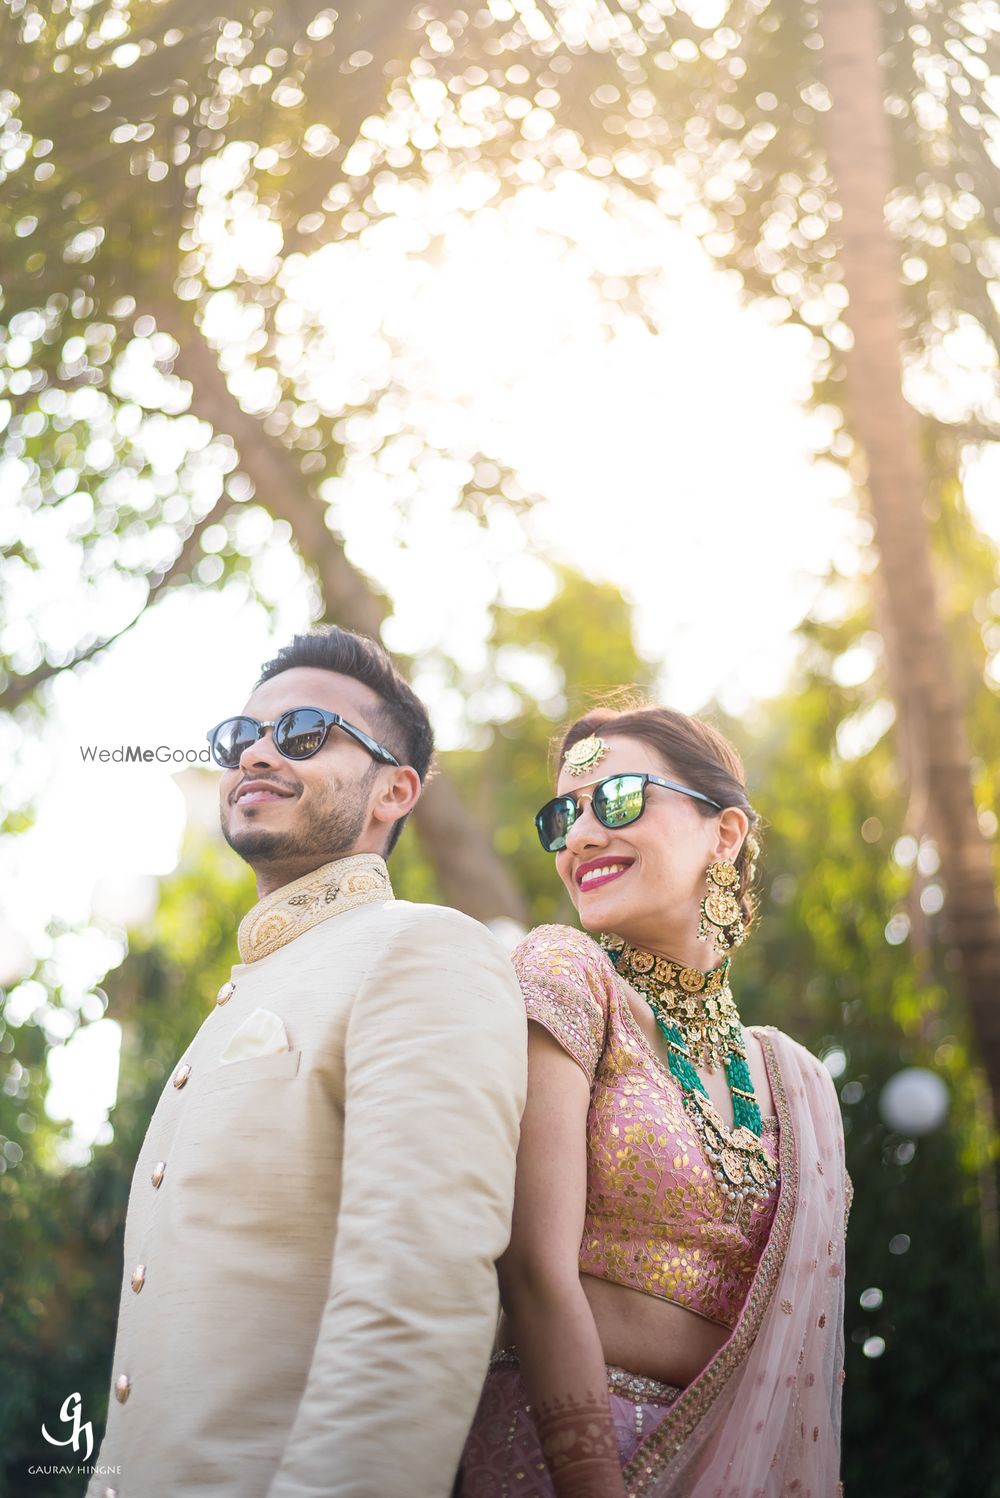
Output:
[168, 1049, 308, 1233]
[195, 1047, 302, 1096]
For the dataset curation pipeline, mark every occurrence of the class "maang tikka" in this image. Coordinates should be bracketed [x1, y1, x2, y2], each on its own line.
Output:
[698, 859, 746, 954]
[562, 734, 610, 776]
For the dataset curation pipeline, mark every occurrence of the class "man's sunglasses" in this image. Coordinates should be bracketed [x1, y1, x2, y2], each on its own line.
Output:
[535, 772, 722, 853]
[206, 708, 400, 770]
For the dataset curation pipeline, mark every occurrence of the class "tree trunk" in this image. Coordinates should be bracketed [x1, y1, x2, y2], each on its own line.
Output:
[154, 299, 529, 926]
[816, 0, 1000, 1098]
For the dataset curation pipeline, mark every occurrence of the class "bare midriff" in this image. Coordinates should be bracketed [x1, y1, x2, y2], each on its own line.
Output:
[497, 1275, 728, 1390]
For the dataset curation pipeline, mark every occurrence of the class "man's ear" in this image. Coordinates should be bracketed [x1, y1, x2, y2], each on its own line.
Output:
[371, 765, 422, 835]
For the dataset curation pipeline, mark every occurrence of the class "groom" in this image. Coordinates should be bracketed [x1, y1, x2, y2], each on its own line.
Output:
[88, 627, 527, 1498]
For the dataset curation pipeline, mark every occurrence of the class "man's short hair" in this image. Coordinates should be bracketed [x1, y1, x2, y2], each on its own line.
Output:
[255, 626, 433, 855]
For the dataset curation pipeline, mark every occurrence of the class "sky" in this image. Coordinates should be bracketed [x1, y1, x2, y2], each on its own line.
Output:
[3, 167, 996, 1158]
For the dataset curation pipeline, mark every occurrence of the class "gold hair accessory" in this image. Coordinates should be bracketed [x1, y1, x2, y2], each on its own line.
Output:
[698, 859, 746, 954]
[562, 734, 610, 777]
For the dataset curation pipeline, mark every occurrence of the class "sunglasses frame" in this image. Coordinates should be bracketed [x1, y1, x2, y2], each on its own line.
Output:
[206, 707, 400, 769]
[535, 772, 723, 853]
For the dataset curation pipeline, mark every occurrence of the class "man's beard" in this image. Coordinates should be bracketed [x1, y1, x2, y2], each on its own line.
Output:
[222, 774, 374, 868]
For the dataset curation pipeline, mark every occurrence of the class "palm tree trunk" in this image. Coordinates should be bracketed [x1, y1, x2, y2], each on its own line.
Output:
[816, 0, 1000, 1100]
[154, 299, 529, 926]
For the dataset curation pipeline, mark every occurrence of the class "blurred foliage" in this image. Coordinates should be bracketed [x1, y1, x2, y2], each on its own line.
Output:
[731, 602, 1000, 1494]
[3, 0, 998, 723]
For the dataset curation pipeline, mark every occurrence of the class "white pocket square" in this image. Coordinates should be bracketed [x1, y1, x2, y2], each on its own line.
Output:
[219, 1007, 290, 1065]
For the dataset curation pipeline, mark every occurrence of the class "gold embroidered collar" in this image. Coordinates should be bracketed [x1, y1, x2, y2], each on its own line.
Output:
[238, 852, 393, 963]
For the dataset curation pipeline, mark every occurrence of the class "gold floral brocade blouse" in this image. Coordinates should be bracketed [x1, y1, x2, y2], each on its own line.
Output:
[513, 924, 780, 1330]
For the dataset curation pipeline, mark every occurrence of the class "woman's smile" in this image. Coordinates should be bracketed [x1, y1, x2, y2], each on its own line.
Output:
[575, 857, 636, 891]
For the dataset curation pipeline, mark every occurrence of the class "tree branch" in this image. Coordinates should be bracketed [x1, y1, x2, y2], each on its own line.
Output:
[0, 493, 226, 710]
[927, 415, 1000, 446]
[150, 298, 388, 639]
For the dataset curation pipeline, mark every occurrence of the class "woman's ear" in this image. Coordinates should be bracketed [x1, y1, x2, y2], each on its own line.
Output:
[715, 805, 749, 863]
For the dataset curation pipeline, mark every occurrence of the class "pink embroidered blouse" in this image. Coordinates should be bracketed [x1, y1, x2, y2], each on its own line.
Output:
[513, 924, 780, 1330]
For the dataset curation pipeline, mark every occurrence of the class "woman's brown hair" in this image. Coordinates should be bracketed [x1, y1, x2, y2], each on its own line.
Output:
[558, 699, 762, 931]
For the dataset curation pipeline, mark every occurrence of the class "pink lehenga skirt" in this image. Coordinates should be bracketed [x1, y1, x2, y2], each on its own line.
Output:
[456, 1349, 683, 1498]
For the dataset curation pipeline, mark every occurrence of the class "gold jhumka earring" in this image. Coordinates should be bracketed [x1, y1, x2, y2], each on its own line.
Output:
[698, 859, 746, 955]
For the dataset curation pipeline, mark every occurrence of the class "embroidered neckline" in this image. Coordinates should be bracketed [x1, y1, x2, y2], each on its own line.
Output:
[237, 852, 393, 963]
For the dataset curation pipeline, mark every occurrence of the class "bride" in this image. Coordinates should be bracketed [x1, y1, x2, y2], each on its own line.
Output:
[458, 701, 851, 1497]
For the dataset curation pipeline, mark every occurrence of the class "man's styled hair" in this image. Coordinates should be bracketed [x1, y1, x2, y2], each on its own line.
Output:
[256, 626, 434, 855]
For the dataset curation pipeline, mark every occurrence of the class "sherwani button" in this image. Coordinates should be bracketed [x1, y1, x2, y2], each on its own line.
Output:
[115, 1373, 131, 1403]
[130, 1264, 146, 1293]
[173, 1063, 191, 1088]
[217, 980, 236, 1005]
[151, 1160, 166, 1188]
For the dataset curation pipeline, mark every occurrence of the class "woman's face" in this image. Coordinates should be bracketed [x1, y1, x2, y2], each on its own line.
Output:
[553, 734, 745, 958]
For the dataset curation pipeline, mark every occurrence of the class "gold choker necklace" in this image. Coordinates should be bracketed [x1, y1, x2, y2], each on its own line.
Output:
[600, 935, 742, 1073]
[599, 933, 777, 1204]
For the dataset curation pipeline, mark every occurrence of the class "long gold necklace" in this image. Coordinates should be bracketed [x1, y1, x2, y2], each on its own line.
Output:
[600, 934, 778, 1205]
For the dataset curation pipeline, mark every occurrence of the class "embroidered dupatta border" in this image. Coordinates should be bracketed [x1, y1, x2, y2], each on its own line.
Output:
[621, 1026, 800, 1497]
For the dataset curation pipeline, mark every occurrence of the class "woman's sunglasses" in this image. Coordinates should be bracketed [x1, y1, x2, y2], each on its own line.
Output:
[206, 707, 400, 770]
[535, 772, 722, 853]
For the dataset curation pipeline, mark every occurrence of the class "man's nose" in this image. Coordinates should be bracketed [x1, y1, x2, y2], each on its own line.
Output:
[238, 725, 283, 773]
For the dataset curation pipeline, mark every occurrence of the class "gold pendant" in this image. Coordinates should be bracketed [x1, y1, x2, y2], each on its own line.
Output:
[687, 1092, 777, 1204]
[703, 890, 741, 927]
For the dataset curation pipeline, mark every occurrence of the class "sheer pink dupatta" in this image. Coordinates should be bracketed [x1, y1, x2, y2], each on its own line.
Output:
[624, 1027, 851, 1498]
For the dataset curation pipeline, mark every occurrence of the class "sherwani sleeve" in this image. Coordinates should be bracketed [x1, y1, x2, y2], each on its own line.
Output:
[266, 906, 527, 1498]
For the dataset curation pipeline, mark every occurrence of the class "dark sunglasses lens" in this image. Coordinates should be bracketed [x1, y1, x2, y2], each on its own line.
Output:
[594, 775, 645, 828]
[536, 797, 577, 853]
[211, 717, 259, 767]
[275, 709, 328, 759]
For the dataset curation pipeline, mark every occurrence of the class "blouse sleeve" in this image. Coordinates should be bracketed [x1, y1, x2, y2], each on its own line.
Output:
[511, 925, 610, 1086]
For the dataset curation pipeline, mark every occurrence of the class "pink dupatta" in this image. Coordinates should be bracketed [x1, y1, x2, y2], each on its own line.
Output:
[623, 1026, 851, 1498]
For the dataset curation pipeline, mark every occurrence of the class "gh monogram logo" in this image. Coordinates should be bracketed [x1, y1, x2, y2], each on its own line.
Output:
[42, 1391, 94, 1462]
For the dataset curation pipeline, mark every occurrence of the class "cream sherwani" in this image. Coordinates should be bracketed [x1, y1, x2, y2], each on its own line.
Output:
[88, 854, 527, 1498]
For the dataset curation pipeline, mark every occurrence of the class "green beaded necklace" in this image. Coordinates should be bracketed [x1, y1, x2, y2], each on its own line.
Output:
[599, 934, 777, 1204]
